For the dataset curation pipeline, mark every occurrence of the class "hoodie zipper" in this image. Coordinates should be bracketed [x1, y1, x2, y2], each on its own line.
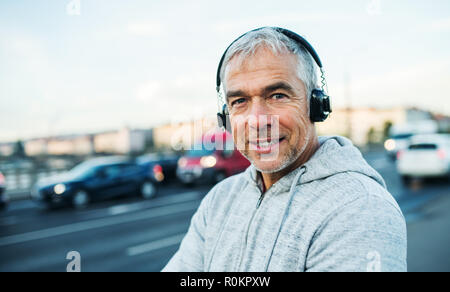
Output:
[237, 167, 306, 271]
[256, 193, 265, 208]
[237, 191, 266, 271]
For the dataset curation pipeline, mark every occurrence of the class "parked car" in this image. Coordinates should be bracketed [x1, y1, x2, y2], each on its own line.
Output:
[137, 152, 180, 184]
[31, 156, 158, 209]
[384, 133, 414, 160]
[397, 134, 450, 184]
[177, 131, 250, 185]
[0, 171, 7, 210]
[385, 121, 439, 160]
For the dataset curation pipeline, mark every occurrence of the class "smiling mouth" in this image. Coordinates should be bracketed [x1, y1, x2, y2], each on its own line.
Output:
[249, 137, 286, 149]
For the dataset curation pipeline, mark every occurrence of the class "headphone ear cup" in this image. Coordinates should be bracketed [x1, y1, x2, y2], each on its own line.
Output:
[217, 112, 226, 129]
[310, 89, 331, 122]
[217, 106, 232, 132]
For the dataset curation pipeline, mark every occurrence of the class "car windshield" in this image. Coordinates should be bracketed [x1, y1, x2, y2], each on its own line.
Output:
[68, 161, 98, 179]
[392, 133, 414, 140]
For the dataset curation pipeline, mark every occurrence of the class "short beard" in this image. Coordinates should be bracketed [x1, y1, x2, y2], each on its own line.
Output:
[243, 128, 311, 174]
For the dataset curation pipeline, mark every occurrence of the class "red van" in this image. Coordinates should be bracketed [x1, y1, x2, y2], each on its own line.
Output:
[176, 131, 250, 184]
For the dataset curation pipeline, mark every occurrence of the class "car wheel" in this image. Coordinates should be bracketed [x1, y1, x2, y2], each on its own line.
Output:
[141, 181, 156, 199]
[183, 181, 195, 188]
[401, 175, 411, 186]
[72, 190, 90, 209]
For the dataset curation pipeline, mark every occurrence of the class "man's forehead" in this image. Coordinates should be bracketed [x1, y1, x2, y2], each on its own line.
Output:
[223, 48, 302, 96]
[224, 48, 298, 86]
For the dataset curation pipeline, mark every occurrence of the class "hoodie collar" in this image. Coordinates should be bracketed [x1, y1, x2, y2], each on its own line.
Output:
[245, 159, 307, 194]
[300, 136, 386, 188]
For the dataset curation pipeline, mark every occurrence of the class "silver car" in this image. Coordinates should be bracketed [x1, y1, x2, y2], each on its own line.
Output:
[397, 134, 450, 184]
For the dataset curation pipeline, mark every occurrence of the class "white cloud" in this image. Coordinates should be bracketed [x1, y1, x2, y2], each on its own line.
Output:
[211, 12, 360, 34]
[332, 59, 450, 115]
[136, 81, 162, 102]
[430, 18, 450, 32]
[127, 21, 164, 37]
[134, 73, 217, 124]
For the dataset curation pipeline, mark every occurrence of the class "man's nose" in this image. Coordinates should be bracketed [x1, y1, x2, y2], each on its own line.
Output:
[247, 98, 271, 130]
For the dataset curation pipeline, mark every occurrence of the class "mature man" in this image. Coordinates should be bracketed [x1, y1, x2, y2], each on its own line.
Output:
[163, 27, 407, 272]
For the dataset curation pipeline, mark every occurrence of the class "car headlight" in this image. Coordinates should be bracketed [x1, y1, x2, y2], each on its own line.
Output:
[384, 139, 396, 151]
[200, 156, 217, 168]
[178, 158, 188, 168]
[54, 184, 66, 195]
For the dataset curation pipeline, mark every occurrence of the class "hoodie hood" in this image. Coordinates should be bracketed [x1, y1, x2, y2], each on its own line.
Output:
[245, 135, 386, 192]
[301, 136, 386, 187]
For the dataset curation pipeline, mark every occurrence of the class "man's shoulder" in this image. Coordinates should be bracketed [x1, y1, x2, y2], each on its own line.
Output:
[298, 171, 403, 223]
[341, 171, 403, 218]
[304, 173, 407, 272]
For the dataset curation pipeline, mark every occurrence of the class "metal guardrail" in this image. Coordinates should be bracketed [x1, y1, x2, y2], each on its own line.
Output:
[2, 168, 70, 201]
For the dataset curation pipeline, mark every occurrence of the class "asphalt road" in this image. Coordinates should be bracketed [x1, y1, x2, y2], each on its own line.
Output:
[0, 150, 449, 272]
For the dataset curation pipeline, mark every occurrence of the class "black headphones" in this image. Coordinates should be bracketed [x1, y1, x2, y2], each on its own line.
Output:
[216, 27, 332, 131]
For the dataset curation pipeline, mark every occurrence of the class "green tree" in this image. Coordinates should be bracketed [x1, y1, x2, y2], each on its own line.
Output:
[13, 140, 26, 158]
[367, 127, 378, 145]
[383, 121, 393, 140]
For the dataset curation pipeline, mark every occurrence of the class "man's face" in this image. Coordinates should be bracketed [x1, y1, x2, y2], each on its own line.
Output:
[224, 48, 314, 173]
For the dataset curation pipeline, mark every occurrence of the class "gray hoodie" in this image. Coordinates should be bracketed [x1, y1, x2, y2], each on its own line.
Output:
[162, 136, 407, 272]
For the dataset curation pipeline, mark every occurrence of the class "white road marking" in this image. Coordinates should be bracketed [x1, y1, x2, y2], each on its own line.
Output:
[0, 201, 199, 247]
[126, 233, 186, 256]
[107, 191, 200, 216]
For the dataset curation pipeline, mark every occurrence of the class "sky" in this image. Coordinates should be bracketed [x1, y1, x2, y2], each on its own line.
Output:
[0, 0, 449, 142]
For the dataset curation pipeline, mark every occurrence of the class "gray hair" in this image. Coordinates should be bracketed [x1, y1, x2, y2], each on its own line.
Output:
[219, 27, 319, 100]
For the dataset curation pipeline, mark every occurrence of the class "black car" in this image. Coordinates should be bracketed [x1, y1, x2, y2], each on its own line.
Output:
[0, 171, 7, 210]
[137, 153, 180, 184]
[31, 156, 158, 209]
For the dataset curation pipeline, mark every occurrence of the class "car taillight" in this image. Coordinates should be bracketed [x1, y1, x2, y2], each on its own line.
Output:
[396, 150, 404, 160]
[153, 164, 163, 174]
[0, 173, 4, 185]
[152, 165, 164, 182]
[437, 149, 447, 160]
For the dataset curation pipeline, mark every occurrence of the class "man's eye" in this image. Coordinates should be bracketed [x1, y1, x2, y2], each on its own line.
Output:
[271, 93, 287, 100]
[231, 98, 246, 107]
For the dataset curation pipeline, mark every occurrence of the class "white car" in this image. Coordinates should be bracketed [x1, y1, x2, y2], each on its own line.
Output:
[396, 134, 450, 183]
[384, 133, 414, 160]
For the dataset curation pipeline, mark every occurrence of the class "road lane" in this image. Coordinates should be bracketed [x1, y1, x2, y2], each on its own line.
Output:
[0, 205, 196, 271]
[0, 200, 200, 247]
[0, 188, 206, 236]
[126, 233, 186, 257]
[407, 192, 450, 272]
[0, 184, 210, 271]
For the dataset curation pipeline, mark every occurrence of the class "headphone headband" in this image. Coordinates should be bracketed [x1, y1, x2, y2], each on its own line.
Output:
[216, 27, 323, 91]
